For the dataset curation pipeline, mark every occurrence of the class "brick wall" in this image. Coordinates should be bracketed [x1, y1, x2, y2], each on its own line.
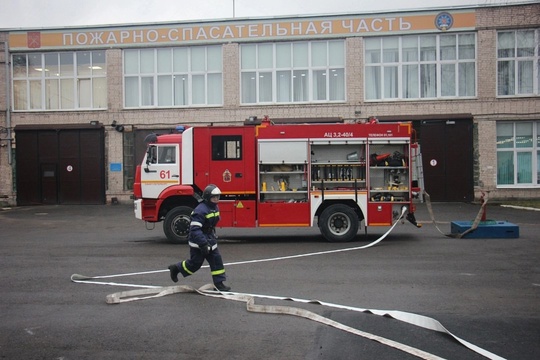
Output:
[477, 4, 540, 29]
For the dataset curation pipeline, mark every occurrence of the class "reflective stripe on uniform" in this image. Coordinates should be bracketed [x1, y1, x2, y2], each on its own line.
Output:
[182, 261, 194, 275]
[188, 241, 218, 250]
[190, 221, 203, 227]
[205, 212, 219, 219]
[211, 269, 225, 276]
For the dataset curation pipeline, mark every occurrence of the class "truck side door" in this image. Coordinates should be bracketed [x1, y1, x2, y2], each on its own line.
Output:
[140, 144, 180, 199]
[193, 127, 257, 227]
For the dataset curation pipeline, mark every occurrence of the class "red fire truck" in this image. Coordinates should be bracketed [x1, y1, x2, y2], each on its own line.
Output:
[133, 117, 421, 243]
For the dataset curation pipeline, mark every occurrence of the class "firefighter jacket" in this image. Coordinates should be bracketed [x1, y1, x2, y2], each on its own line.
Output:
[188, 201, 220, 250]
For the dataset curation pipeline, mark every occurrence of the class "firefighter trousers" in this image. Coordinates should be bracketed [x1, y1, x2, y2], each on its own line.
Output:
[177, 246, 226, 284]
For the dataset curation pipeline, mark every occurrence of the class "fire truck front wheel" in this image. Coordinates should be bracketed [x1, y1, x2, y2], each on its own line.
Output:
[163, 206, 193, 244]
[319, 204, 359, 242]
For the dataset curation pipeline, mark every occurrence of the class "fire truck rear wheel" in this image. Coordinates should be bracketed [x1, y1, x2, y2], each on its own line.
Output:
[319, 204, 359, 242]
[163, 206, 193, 244]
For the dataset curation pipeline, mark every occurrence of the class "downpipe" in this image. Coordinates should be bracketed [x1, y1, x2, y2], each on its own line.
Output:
[2, 41, 12, 164]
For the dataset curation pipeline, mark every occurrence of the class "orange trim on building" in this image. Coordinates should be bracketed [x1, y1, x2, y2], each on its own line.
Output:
[8, 11, 476, 50]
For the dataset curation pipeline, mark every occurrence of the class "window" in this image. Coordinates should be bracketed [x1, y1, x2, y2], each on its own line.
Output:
[496, 121, 540, 186]
[240, 40, 345, 104]
[147, 145, 177, 164]
[123, 132, 135, 191]
[12, 51, 106, 111]
[158, 146, 176, 164]
[212, 136, 242, 160]
[147, 146, 158, 164]
[124, 46, 222, 108]
[497, 29, 540, 96]
[365, 34, 476, 100]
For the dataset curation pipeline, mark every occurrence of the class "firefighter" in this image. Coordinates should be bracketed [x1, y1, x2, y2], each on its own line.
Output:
[168, 184, 231, 292]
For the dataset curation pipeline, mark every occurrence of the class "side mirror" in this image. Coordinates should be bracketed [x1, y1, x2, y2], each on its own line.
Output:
[144, 146, 157, 173]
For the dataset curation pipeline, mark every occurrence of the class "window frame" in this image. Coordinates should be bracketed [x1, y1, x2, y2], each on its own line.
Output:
[123, 45, 223, 108]
[11, 51, 107, 111]
[364, 33, 477, 101]
[496, 28, 540, 97]
[212, 135, 242, 161]
[496, 121, 540, 187]
[240, 40, 346, 105]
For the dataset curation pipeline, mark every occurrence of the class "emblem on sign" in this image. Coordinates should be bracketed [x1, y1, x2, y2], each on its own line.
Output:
[435, 12, 453, 31]
[27, 31, 41, 48]
[223, 169, 231, 182]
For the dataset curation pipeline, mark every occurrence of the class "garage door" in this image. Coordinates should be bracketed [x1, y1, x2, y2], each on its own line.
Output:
[15, 126, 105, 205]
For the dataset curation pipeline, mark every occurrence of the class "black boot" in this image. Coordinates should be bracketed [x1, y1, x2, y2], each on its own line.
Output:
[168, 264, 180, 283]
[214, 282, 231, 292]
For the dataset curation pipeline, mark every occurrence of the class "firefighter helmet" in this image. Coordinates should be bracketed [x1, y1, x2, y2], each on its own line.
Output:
[202, 184, 221, 202]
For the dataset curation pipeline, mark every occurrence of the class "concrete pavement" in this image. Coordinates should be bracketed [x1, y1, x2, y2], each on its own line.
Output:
[0, 201, 538, 359]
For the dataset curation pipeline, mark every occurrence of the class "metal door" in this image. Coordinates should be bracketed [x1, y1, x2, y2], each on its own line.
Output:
[16, 131, 40, 205]
[140, 144, 181, 199]
[420, 120, 473, 202]
[40, 163, 58, 204]
[58, 130, 81, 204]
[194, 127, 257, 195]
[15, 126, 105, 205]
[192, 127, 257, 227]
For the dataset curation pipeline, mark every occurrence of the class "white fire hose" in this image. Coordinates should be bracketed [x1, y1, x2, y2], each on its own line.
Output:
[71, 206, 506, 360]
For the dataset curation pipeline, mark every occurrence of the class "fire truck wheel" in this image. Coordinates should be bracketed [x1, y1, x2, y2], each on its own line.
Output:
[319, 204, 359, 242]
[163, 206, 193, 244]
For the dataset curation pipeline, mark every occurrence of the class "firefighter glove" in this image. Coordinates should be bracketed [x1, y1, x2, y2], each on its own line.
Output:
[199, 243, 211, 256]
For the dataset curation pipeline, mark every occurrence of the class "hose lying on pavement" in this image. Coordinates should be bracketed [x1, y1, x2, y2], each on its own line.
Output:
[424, 190, 489, 238]
[106, 283, 446, 360]
[101, 283, 505, 360]
[71, 205, 505, 360]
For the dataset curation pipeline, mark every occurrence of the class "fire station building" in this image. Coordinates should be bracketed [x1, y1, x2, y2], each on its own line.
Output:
[0, 2, 539, 206]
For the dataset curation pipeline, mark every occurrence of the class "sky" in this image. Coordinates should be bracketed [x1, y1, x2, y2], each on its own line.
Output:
[0, 0, 533, 29]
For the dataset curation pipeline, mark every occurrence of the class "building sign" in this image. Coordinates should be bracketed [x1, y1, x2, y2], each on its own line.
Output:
[110, 163, 122, 172]
[26, 31, 41, 48]
[8, 10, 475, 50]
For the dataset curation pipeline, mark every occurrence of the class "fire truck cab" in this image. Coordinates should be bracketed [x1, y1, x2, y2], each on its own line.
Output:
[133, 117, 421, 243]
